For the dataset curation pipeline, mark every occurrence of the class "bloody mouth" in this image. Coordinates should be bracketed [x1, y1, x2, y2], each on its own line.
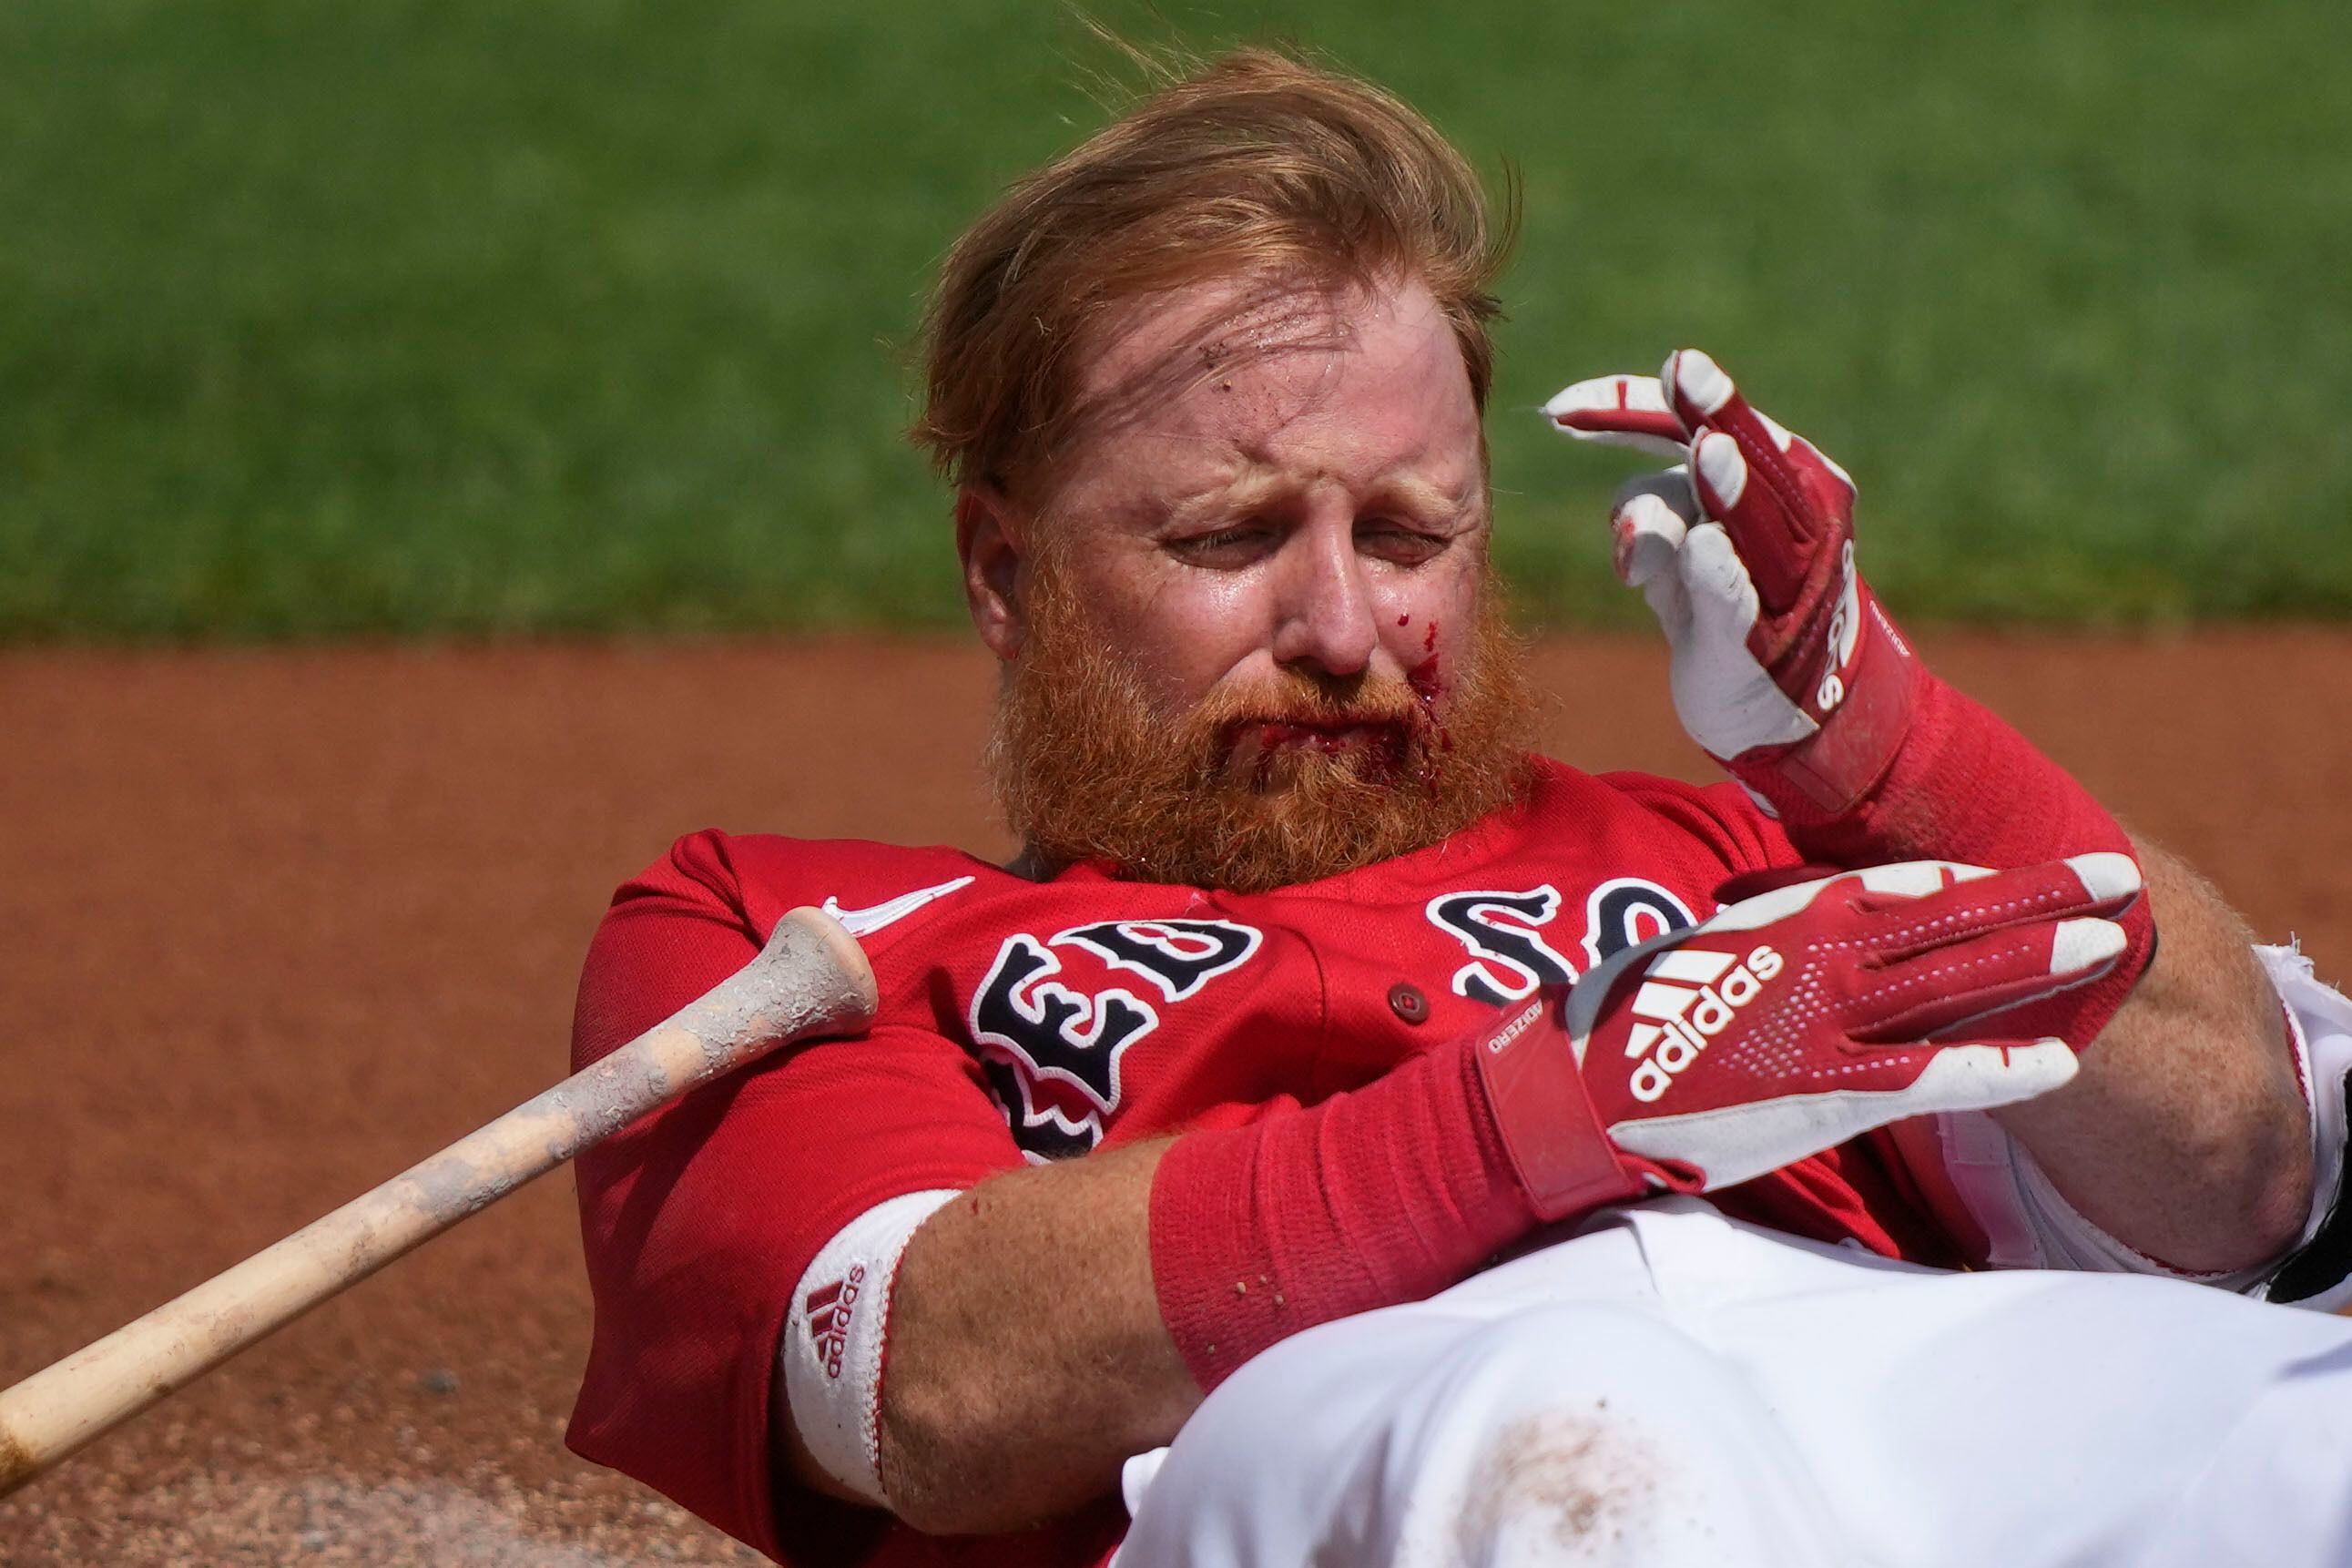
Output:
[1222, 715, 1414, 785]
[1252, 719, 1392, 752]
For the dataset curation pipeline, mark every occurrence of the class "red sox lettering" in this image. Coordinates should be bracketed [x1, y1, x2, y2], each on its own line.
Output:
[965, 886, 1707, 1159]
[1426, 879, 1695, 1005]
[966, 920, 1263, 1158]
[1055, 921, 1263, 1003]
[1425, 887, 1577, 1003]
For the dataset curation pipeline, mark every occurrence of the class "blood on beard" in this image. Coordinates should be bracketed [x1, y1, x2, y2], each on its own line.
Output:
[988, 557, 1536, 892]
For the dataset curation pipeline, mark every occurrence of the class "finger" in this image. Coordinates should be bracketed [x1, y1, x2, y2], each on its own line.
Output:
[1669, 351, 1842, 610]
[1544, 373, 1691, 456]
[1675, 523, 1773, 665]
[1703, 860, 1986, 933]
[1663, 348, 1736, 427]
[1611, 487, 1691, 588]
[1848, 861, 1996, 897]
[1853, 917, 2129, 1042]
[1863, 1038, 2081, 1118]
[1690, 429, 1747, 515]
[1690, 430, 1815, 614]
[1692, 423, 1832, 616]
[1638, 563, 1695, 646]
[1855, 852, 2143, 959]
[1701, 854, 2114, 940]
[1755, 1038, 2081, 1111]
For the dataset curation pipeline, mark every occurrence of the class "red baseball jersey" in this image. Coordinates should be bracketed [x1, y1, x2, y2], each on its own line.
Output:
[565, 757, 1968, 1566]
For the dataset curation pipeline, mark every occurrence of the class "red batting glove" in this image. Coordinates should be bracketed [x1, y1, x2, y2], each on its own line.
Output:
[1477, 853, 2143, 1210]
[1544, 351, 1920, 815]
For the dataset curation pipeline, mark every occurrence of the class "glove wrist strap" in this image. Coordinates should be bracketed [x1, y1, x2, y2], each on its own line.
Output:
[1736, 586, 1923, 817]
[1471, 993, 1651, 1221]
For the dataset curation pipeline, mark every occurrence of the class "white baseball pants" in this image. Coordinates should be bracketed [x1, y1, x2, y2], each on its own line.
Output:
[1115, 1197, 2352, 1567]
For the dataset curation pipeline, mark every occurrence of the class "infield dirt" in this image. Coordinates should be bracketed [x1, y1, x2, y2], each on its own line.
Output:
[4, 633, 2348, 1564]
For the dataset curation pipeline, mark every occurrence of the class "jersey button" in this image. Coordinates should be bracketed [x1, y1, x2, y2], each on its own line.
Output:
[1387, 982, 1430, 1025]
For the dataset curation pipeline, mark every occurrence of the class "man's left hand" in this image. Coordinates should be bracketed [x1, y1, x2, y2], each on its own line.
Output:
[1545, 351, 1920, 817]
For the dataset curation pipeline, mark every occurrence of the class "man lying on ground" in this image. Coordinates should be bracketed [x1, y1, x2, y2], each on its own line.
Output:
[563, 47, 2352, 1568]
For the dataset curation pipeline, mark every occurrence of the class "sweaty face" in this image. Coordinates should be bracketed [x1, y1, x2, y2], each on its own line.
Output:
[977, 273, 1535, 891]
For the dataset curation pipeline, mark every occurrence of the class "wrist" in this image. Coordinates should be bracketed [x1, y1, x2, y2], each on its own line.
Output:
[1149, 1008, 1620, 1391]
[1471, 993, 1656, 1218]
[779, 1189, 965, 1509]
[1728, 582, 1923, 820]
[1778, 673, 2133, 866]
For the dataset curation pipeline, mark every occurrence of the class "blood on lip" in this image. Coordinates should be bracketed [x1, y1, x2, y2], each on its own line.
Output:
[1257, 720, 1382, 752]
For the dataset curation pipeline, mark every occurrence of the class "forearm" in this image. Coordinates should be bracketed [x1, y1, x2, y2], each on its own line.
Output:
[835, 1025, 1566, 1534]
[1793, 687, 2311, 1267]
[1765, 675, 2316, 1267]
[1989, 837, 2313, 1272]
[875, 1139, 1195, 1534]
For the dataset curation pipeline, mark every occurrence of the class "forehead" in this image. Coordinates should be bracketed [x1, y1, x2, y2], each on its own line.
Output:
[1055, 272, 1481, 508]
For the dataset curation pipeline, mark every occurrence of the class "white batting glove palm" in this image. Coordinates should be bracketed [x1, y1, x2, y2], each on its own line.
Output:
[1545, 351, 1921, 816]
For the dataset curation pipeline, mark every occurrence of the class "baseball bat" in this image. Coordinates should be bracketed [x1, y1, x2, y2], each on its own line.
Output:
[0, 905, 878, 1500]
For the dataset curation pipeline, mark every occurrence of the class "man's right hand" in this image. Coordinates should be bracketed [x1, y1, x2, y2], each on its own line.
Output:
[1478, 853, 2144, 1212]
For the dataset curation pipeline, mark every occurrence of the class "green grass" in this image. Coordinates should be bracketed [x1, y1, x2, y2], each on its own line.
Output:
[4, 0, 2348, 638]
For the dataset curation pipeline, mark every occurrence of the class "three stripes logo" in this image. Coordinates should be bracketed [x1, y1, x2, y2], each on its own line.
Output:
[1624, 944, 1785, 1102]
[805, 1264, 867, 1380]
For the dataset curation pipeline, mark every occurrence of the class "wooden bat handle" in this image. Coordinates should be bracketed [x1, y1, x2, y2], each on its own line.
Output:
[0, 905, 877, 1499]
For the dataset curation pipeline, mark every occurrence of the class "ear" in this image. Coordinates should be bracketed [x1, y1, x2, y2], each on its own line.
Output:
[955, 484, 1028, 663]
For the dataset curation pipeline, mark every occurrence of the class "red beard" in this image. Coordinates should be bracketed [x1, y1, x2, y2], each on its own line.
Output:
[989, 563, 1538, 892]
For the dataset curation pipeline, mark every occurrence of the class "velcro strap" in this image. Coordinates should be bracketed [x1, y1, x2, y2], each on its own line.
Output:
[1471, 994, 1643, 1221]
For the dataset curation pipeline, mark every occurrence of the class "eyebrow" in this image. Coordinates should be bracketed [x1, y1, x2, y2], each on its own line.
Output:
[1370, 473, 1480, 524]
[1162, 469, 1288, 529]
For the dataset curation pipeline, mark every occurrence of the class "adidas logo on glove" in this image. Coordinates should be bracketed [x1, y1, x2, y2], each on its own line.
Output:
[1624, 945, 1785, 1102]
[1480, 855, 2143, 1217]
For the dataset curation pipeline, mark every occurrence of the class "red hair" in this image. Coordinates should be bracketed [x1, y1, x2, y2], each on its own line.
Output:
[912, 46, 1515, 497]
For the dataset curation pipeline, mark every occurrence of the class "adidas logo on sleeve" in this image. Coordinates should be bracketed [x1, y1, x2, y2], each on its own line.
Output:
[804, 1265, 866, 1379]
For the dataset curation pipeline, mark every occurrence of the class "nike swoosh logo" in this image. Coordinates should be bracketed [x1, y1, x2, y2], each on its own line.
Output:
[822, 875, 977, 938]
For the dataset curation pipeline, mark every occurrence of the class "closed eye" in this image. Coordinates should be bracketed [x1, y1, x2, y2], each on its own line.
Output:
[1357, 519, 1450, 565]
[1166, 523, 1278, 568]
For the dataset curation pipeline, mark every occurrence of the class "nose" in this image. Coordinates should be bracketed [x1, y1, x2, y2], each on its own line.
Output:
[1268, 520, 1380, 678]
